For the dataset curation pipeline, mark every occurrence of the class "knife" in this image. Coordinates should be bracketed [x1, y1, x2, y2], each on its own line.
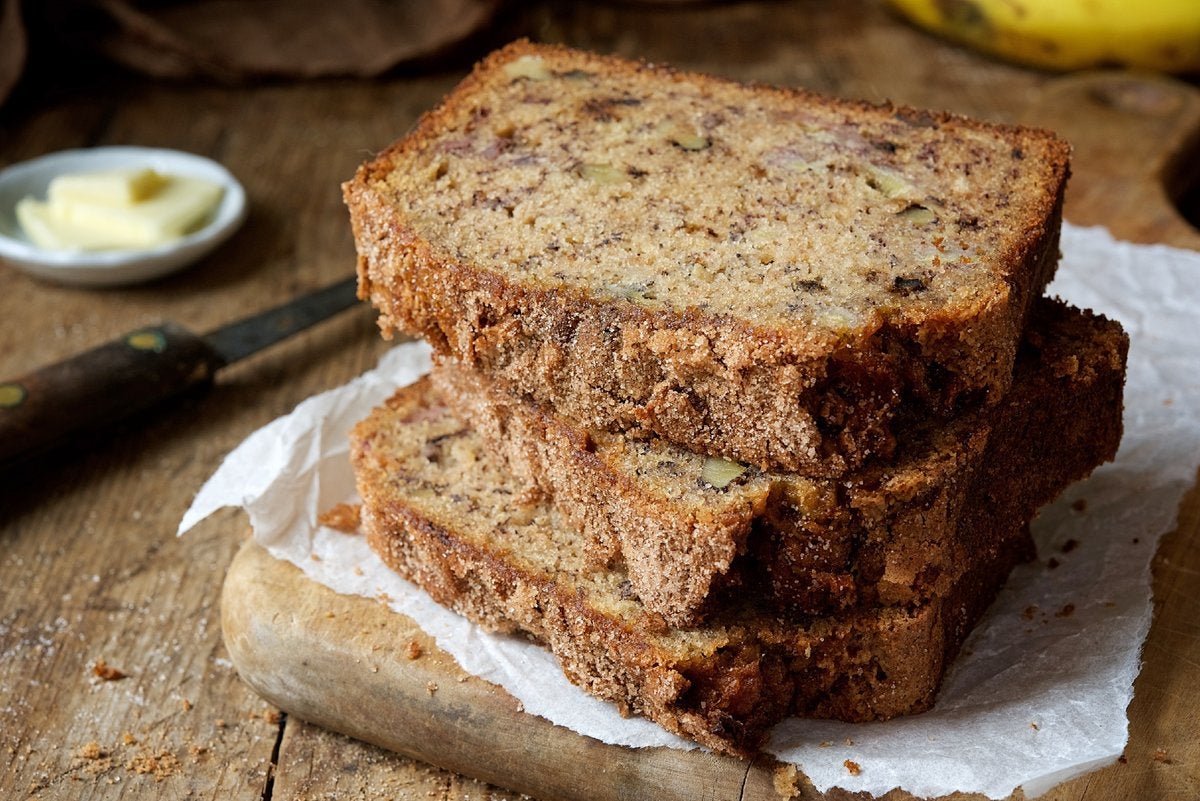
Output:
[0, 275, 361, 473]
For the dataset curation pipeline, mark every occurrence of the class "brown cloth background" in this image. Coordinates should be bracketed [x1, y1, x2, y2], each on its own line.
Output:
[0, 0, 503, 109]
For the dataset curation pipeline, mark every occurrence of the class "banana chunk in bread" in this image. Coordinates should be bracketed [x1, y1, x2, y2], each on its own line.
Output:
[352, 377, 1043, 756]
[428, 300, 1126, 625]
[344, 40, 1071, 475]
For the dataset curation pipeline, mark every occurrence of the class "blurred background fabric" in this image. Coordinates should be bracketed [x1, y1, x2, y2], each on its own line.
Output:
[0, 0, 504, 109]
[0, 0, 26, 108]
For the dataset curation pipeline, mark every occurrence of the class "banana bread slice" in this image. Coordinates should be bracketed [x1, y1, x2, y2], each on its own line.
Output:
[352, 378, 1038, 756]
[344, 39, 1070, 475]
[429, 300, 1127, 625]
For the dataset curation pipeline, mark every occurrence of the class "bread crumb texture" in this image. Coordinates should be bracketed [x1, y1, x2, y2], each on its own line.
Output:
[388, 48, 1053, 329]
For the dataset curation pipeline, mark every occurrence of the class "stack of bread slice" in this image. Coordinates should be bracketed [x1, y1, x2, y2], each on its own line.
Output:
[342, 40, 1128, 756]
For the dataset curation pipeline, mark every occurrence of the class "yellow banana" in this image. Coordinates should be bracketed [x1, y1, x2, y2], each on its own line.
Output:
[886, 0, 1200, 73]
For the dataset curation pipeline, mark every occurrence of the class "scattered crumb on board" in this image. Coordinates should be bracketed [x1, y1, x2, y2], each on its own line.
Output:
[54, 700, 285, 790]
[772, 763, 800, 797]
[318, 502, 362, 533]
[77, 741, 104, 760]
[125, 748, 182, 779]
[91, 658, 127, 681]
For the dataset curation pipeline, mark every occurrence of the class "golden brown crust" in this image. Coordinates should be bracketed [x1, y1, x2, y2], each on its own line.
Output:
[343, 40, 1072, 475]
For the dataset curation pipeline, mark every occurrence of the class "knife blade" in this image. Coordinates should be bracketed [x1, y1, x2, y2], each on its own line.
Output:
[0, 275, 361, 473]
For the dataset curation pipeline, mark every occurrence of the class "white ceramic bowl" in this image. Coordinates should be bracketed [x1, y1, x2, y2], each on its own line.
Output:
[0, 146, 247, 287]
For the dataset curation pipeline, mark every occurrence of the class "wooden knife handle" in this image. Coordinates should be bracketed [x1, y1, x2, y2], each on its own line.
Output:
[0, 323, 226, 473]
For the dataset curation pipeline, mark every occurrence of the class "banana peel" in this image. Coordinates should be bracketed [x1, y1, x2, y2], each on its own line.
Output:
[887, 0, 1200, 74]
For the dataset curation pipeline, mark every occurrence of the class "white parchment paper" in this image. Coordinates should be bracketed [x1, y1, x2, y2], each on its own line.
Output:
[180, 224, 1200, 799]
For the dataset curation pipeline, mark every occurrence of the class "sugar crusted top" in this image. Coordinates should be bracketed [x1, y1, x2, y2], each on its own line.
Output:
[365, 41, 1069, 342]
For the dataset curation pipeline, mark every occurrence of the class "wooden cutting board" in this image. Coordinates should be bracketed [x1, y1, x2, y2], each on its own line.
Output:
[220, 71, 1200, 801]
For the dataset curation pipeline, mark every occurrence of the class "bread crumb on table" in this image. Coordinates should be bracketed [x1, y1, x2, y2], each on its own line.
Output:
[126, 748, 181, 780]
[77, 741, 105, 760]
[772, 763, 800, 797]
[91, 658, 127, 681]
[318, 502, 362, 533]
[66, 727, 220, 786]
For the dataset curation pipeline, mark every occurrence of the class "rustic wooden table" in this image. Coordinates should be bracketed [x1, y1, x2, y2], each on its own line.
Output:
[2, 3, 1197, 800]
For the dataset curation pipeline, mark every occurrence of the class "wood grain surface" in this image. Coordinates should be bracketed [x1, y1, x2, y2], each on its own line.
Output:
[2, 2, 1197, 800]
